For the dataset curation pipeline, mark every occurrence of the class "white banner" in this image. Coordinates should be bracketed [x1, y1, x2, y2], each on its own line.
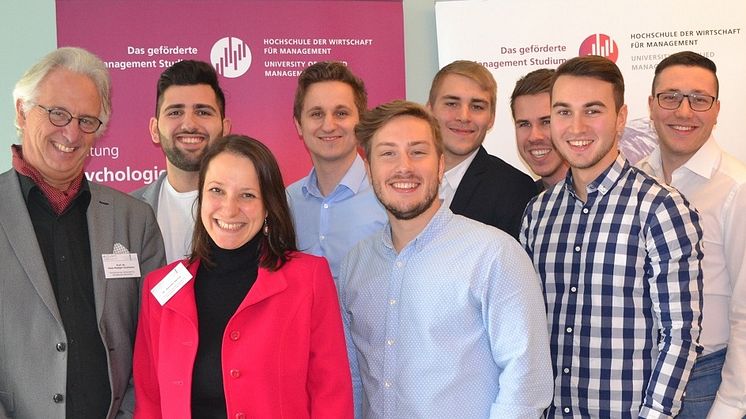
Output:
[436, 0, 746, 173]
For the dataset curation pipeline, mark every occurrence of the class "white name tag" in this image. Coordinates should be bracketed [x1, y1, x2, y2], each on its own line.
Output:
[150, 263, 193, 306]
[102, 253, 141, 279]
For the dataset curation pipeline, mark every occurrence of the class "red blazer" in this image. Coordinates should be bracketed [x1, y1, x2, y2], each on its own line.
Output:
[133, 252, 353, 419]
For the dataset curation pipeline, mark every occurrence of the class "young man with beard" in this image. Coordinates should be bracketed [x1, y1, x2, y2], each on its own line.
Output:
[521, 56, 704, 418]
[637, 51, 746, 418]
[510, 68, 568, 193]
[338, 100, 553, 418]
[132, 60, 231, 263]
[427, 60, 537, 239]
[286, 62, 386, 279]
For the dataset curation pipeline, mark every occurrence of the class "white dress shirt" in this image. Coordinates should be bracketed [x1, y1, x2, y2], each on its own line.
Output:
[638, 137, 746, 418]
[439, 148, 478, 208]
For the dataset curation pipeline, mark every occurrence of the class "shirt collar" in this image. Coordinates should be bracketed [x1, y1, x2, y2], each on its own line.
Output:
[17, 167, 91, 209]
[679, 136, 719, 180]
[641, 136, 719, 182]
[640, 146, 665, 180]
[565, 152, 627, 198]
[301, 154, 367, 198]
[443, 148, 479, 192]
[381, 203, 453, 254]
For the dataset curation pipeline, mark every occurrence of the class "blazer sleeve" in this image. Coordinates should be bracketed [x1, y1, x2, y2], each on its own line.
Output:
[133, 273, 163, 419]
[306, 257, 354, 419]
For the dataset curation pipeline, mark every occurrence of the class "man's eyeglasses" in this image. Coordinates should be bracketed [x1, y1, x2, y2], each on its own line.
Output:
[37, 104, 103, 134]
[655, 92, 716, 112]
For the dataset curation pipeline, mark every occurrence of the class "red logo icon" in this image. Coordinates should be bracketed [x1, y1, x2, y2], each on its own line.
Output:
[579, 34, 618, 62]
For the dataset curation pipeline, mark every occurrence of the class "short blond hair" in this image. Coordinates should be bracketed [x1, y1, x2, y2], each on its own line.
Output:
[428, 60, 497, 119]
[355, 100, 443, 161]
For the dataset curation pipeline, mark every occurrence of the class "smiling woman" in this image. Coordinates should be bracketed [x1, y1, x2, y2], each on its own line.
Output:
[133, 134, 353, 419]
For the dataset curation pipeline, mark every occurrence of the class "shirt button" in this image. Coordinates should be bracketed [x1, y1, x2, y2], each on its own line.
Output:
[235, 413, 246, 419]
[389, 299, 397, 305]
[386, 339, 394, 346]
[566, 327, 573, 333]
[60, 255, 67, 262]
[53, 393, 64, 403]
[563, 367, 570, 374]
[570, 286, 577, 293]
[563, 407, 571, 413]
[56, 342, 67, 352]
[230, 369, 240, 378]
[396, 261, 403, 268]
[384, 381, 391, 388]
[319, 235, 325, 240]
[582, 207, 589, 214]
[230, 331, 240, 341]
[323, 203, 329, 209]
[574, 245, 581, 252]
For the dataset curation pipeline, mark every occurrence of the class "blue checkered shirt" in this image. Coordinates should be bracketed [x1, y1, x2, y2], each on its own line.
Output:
[521, 154, 703, 418]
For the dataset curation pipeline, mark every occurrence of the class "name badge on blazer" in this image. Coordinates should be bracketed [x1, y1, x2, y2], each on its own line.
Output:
[102, 253, 141, 278]
[151, 262, 193, 306]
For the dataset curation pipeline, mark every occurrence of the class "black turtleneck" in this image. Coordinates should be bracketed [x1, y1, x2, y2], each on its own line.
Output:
[191, 234, 261, 419]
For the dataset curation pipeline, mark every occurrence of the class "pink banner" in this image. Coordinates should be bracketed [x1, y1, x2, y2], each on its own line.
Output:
[56, 0, 405, 192]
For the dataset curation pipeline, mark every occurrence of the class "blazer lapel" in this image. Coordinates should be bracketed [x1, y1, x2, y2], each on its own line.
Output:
[240, 267, 288, 309]
[450, 146, 489, 212]
[162, 260, 199, 327]
[87, 183, 115, 323]
[0, 170, 62, 323]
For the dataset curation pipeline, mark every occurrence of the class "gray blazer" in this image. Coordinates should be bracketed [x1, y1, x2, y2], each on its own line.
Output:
[130, 172, 166, 214]
[0, 169, 166, 419]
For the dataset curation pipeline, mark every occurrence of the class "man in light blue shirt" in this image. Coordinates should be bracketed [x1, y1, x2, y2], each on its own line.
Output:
[339, 100, 553, 418]
[286, 62, 386, 278]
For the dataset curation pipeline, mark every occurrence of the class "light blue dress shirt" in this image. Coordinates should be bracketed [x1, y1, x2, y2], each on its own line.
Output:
[286, 155, 386, 279]
[338, 205, 554, 419]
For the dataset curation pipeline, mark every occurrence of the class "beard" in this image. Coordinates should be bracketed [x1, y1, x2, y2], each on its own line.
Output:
[374, 177, 439, 221]
[160, 130, 218, 172]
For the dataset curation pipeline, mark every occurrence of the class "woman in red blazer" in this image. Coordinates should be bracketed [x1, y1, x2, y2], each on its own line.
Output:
[133, 135, 353, 418]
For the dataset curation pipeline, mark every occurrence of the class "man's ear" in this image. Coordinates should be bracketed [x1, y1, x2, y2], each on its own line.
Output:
[364, 157, 371, 178]
[149, 117, 160, 144]
[15, 99, 27, 131]
[222, 117, 232, 134]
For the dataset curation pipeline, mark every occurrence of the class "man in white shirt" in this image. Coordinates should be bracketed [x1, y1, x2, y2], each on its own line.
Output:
[132, 60, 231, 263]
[637, 51, 746, 419]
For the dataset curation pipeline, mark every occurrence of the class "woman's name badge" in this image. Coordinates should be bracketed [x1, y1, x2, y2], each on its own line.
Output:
[151, 263, 193, 306]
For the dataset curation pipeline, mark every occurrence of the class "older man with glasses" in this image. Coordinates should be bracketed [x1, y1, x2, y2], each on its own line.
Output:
[0, 47, 165, 419]
[637, 51, 746, 419]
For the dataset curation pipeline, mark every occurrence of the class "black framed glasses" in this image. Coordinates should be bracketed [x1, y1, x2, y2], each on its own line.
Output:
[37, 104, 103, 134]
[655, 92, 716, 112]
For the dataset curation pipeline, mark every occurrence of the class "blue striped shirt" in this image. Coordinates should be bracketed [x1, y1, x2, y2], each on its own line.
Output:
[521, 154, 703, 418]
